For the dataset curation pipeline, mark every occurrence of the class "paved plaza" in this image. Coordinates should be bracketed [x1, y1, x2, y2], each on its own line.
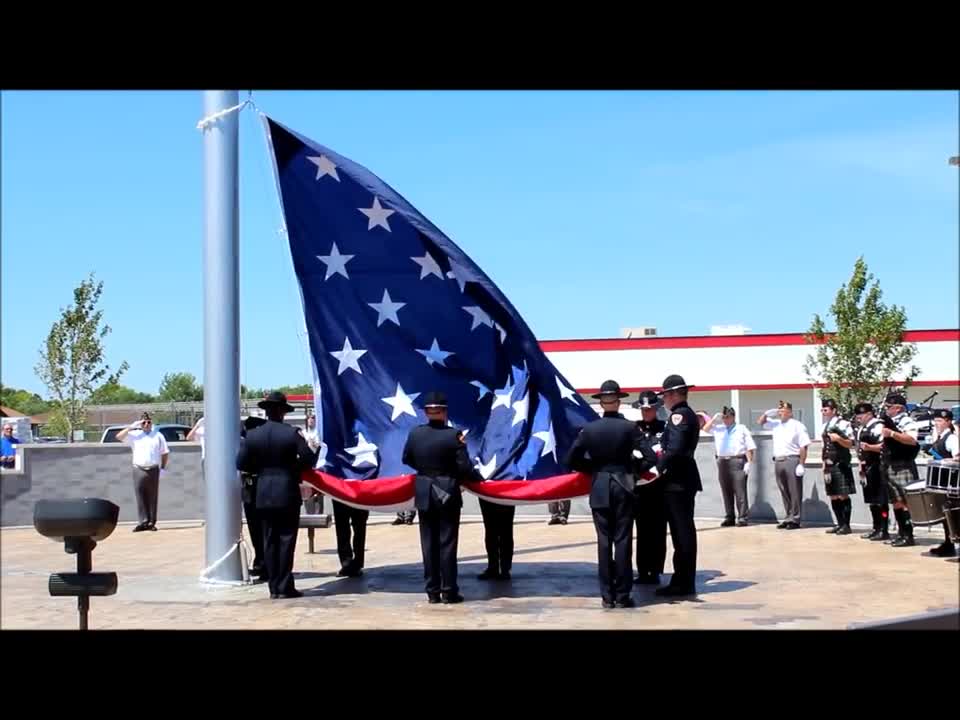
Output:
[2, 516, 957, 630]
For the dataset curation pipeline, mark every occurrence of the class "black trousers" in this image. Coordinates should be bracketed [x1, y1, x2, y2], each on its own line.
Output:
[479, 499, 515, 574]
[664, 488, 698, 591]
[635, 481, 666, 577]
[591, 481, 634, 603]
[243, 500, 265, 572]
[418, 504, 461, 596]
[260, 506, 300, 596]
[333, 500, 369, 570]
[133, 466, 160, 526]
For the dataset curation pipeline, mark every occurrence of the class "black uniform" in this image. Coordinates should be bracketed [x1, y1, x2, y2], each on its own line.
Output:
[856, 415, 889, 540]
[822, 415, 856, 534]
[634, 417, 667, 582]
[402, 420, 480, 601]
[565, 412, 655, 605]
[881, 410, 920, 545]
[333, 500, 369, 576]
[657, 401, 702, 594]
[236, 419, 318, 597]
[240, 417, 267, 579]
[479, 499, 515, 579]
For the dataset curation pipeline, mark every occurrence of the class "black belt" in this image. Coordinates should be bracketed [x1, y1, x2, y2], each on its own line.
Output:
[718, 455, 746, 461]
[773, 455, 799, 461]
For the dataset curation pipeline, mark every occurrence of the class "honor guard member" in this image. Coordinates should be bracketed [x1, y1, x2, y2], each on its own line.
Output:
[854, 403, 890, 542]
[654, 375, 702, 597]
[926, 408, 958, 558]
[758, 401, 811, 529]
[821, 399, 857, 535]
[703, 407, 757, 527]
[565, 380, 656, 608]
[631, 390, 667, 585]
[236, 392, 318, 599]
[880, 392, 920, 547]
[241, 416, 268, 580]
[402, 391, 480, 604]
[333, 498, 369, 578]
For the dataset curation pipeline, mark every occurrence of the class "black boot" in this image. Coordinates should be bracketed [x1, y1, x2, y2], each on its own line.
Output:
[826, 499, 842, 533]
[836, 498, 852, 534]
[862, 506, 880, 539]
[891, 509, 915, 547]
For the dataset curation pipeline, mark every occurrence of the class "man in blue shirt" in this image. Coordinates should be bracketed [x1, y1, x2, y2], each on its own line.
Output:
[1, 424, 22, 469]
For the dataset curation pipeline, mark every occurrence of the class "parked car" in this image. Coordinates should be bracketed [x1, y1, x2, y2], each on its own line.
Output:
[100, 424, 192, 443]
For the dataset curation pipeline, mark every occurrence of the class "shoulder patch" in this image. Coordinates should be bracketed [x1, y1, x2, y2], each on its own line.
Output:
[671, 413, 684, 425]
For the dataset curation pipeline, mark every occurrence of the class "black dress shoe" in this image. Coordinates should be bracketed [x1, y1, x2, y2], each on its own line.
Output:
[148, 524, 158, 531]
[477, 569, 499, 580]
[861, 529, 880, 539]
[634, 573, 660, 585]
[601, 599, 615, 609]
[825, 526, 840, 534]
[736, 520, 749, 527]
[836, 525, 851, 535]
[656, 585, 696, 597]
[721, 519, 736, 527]
[133, 524, 146, 533]
[274, 589, 304, 599]
[871, 532, 891, 542]
[427, 593, 442, 604]
[558, 517, 568, 525]
[442, 593, 464, 604]
[405, 519, 414, 525]
[926, 543, 957, 558]
[391, 517, 405, 526]
[776, 521, 789, 529]
[547, 517, 561, 525]
[891, 536, 916, 547]
[784, 522, 801, 530]
[615, 598, 636, 608]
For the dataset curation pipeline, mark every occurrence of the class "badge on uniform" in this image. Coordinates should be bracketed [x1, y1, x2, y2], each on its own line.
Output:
[671, 413, 684, 425]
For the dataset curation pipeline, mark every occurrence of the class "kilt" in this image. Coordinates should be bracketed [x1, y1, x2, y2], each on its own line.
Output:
[825, 462, 857, 496]
[885, 463, 918, 503]
[861, 461, 886, 505]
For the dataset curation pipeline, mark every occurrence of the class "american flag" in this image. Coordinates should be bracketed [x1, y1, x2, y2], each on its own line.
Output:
[264, 117, 598, 508]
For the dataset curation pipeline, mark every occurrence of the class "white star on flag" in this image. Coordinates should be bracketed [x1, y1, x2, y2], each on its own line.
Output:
[463, 305, 494, 331]
[476, 454, 497, 479]
[556, 375, 578, 403]
[410, 252, 445, 280]
[315, 442, 331, 469]
[329, 337, 367, 375]
[381, 383, 421, 422]
[494, 322, 507, 343]
[307, 155, 340, 181]
[491, 380, 514, 411]
[470, 380, 493, 400]
[316, 243, 355, 281]
[446, 259, 472, 293]
[533, 422, 557, 463]
[367, 289, 406, 327]
[358, 196, 395, 232]
[344, 432, 379, 467]
[511, 391, 529, 426]
[416, 338, 454, 367]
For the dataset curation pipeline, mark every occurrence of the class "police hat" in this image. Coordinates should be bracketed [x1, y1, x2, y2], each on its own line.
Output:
[885, 392, 907, 406]
[631, 390, 659, 409]
[853, 402, 874, 415]
[258, 391, 295, 414]
[591, 380, 629, 399]
[933, 408, 954, 421]
[423, 391, 448, 408]
[656, 374, 694, 396]
[821, 398, 839, 410]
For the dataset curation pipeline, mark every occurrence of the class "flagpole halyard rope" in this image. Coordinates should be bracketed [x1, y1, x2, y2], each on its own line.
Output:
[196, 99, 252, 132]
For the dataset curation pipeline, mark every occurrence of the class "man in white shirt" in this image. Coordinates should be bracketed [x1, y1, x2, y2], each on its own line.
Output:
[301, 414, 326, 516]
[116, 412, 170, 532]
[758, 401, 811, 529]
[703, 407, 756, 526]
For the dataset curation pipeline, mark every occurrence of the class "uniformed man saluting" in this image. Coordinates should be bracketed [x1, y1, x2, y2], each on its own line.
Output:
[821, 399, 857, 535]
[631, 390, 667, 586]
[565, 380, 657, 609]
[236, 392, 318, 599]
[654, 374, 702, 598]
[402, 391, 480, 604]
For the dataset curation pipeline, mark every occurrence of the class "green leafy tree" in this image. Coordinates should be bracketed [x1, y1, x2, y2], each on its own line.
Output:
[803, 256, 920, 412]
[0, 384, 51, 416]
[42, 409, 72, 439]
[34, 274, 128, 442]
[158, 372, 203, 402]
[89, 381, 156, 405]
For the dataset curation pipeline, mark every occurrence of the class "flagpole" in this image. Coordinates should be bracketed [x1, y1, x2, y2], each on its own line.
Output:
[201, 90, 243, 582]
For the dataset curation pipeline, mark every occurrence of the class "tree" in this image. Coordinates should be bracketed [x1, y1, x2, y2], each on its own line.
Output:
[0, 384, 51, 416]
[42, 409, 72, 439]
[89, 381, 156, 405]
[158, 372, 203, 402]
[803, 256, 920, 412]
[34, 273, 128, 442]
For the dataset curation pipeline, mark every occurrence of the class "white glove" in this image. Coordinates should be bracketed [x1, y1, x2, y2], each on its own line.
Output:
[129, 421, 143, 430]
[743, 461, 751, 476]
[712, 412, 722, 421]
[766, 408, 780, 419]
[795, 464, 805, 478]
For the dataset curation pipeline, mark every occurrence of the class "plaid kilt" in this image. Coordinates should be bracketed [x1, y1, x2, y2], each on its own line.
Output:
[824, 462, 857, 496]
[885, 463, 919, 503]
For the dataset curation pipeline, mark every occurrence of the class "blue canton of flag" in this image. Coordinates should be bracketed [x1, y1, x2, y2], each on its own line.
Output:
[265, 117, 597, 482]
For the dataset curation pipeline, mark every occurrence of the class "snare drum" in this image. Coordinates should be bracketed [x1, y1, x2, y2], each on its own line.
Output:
[904, 480, 948, 526]
[944, 506, 960, 543]
[925, 460, 960, 498]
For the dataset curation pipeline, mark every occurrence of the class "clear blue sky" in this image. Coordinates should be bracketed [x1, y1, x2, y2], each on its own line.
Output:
[2, 90, 958, 397]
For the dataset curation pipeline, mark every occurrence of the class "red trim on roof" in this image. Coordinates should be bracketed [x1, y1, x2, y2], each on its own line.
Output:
[540, 329, 960, 352]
